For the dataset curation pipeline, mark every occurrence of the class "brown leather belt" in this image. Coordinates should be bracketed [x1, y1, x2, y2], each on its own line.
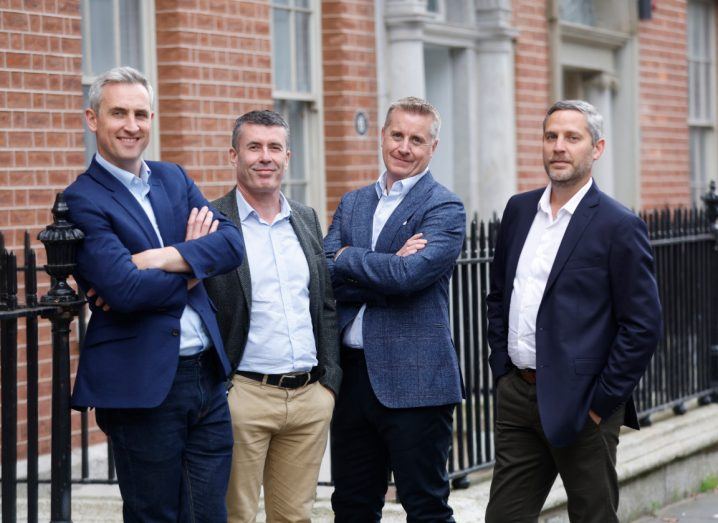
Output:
[517, 368, 536, 385]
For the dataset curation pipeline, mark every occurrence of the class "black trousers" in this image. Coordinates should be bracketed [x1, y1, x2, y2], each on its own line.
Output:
[330, 348, 455, 522]
[485, 369, 624, 523]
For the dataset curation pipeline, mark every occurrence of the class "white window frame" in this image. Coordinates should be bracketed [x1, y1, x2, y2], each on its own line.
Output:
[270, 0, 325, 217]
[80, 0, 160, 163]
[687, 0, 717, 205]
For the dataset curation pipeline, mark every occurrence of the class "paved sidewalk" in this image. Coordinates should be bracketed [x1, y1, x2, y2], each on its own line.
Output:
[632, 491, 718, 522]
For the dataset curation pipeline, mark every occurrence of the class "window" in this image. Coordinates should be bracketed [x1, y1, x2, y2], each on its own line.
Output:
[688, 0, 716, 205]
[80, 0, 158, 165]
[560, 0, 596, 26]
[271, 0, 322, 208]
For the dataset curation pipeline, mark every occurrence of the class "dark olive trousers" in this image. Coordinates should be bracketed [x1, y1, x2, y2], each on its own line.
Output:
[485, 369, 624, 523]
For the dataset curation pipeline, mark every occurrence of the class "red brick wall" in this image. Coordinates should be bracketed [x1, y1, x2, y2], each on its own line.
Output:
[322, 0, 379, 218]
[513, 0, 552, 192]
[638, 0, 692, 209]
[0, 0, 87, 458]
[155, 0, 274, 201]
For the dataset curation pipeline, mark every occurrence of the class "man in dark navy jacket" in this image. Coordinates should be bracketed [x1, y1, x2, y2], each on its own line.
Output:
[64, 66, 244, 522]
[485, 100, 661, 522]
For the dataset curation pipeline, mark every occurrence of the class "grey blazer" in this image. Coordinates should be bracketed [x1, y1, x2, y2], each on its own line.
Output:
[204, 189, 342, 395]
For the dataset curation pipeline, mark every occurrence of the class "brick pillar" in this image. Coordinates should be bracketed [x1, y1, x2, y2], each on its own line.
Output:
[638, 0, 691, 208]
[322, 0, 379, 219]
[513, 0, 552, 193]
[155, 0, 274, 200]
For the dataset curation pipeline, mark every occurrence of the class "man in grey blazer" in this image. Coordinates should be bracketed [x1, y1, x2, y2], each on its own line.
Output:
[325, 97, 466, 521]
[204, 110, 341, 522]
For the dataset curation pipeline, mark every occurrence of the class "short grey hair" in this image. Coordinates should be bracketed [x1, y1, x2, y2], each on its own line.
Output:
[231, 110, 290, 150]
[543, 100, 603, 144]
[384, 96, 441, 139]
[88, 66, 154, 113]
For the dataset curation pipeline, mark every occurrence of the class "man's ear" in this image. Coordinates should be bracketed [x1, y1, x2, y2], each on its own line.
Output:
[228, 147, 238, 166]
[85, 108, 98, 132]
[592, 138, 606, 161]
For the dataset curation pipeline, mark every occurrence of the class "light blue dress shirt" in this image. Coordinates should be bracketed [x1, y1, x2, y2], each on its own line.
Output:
[342, 169, 428, 348]
[95, 153, 210, 356]
[235, 189, 317, 374]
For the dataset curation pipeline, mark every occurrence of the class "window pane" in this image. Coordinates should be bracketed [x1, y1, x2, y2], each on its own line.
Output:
[276, 100, 308, 203]
[88, 0, 116, 74]
[427, 0, 440, 13]
[273, 8, 292, 91]
[295, 12, 311, 93]
[559, 0, 595, 26]
[120, 0, 142, 69]
[295, 0, 310, 7]
[272, 0, 289, 5]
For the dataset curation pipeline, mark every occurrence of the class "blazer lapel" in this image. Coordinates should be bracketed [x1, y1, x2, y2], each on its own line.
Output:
[215, 190, 251, 311]
[504, 190, 543, 300]
[351, 186, 379, 249]
[542, 184, 601, 298]
[290, 210, 321, 326]
[87, 160, 162, 248]
[148, 175, 177, 245]
[374, 172, 434, 253]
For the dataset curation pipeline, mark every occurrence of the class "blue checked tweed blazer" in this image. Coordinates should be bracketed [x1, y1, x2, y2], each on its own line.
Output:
[324, 173, 466, 408]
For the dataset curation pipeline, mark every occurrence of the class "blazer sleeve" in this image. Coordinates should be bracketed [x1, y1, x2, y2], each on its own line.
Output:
[590, 213, 662, 419]
[331, 195, 465, 296]
[66, 188, 190, 314]
[168, 167, 244, 280]
[486, 199, 514, 381]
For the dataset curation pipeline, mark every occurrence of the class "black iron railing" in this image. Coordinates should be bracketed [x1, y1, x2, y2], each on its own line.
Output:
[2, 188, 718, 521]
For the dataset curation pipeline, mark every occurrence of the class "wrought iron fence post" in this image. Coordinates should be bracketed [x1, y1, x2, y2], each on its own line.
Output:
[38, 192, 84, 523]
[701, 181, 718, 402]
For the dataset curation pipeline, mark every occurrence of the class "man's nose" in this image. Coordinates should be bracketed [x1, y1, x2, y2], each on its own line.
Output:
[124, 116, 140, 133]
[397, 138, 411, 154]
[259, 147, 272, 161]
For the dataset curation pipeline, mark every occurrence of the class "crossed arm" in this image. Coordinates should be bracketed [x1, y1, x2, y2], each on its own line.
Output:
[324, 194, 465, 300]
[88, 206, 220, 311]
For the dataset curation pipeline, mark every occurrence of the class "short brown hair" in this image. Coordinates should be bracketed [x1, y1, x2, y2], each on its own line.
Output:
[383, 96, 441, 139]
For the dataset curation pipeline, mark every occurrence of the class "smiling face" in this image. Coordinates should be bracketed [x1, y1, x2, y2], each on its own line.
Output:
[86, 82, 153, 176]
[230, 123, 290, 200]
[542, 109, 604, 188]
[381, 109, 438, 187]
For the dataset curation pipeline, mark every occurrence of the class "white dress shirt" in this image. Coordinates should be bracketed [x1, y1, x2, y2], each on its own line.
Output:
[507, 178, 593, 369]
[235, 189, 317, 374]
[342, 169, 428, 348]
[95, 153, 210, 356]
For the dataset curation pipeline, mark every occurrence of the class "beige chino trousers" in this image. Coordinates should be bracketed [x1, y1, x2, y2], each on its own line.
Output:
[226, 374, 335, 523]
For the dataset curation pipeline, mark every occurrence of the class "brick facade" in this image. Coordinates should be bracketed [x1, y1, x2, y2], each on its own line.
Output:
[1, 0, 86, 458]
[155, 0, 274, 202]
[322, 0, 379, 218]
[638, 0, 692, 208]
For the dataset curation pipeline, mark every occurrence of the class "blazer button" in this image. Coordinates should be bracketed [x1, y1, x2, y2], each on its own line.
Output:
[171, 329, 180, 336]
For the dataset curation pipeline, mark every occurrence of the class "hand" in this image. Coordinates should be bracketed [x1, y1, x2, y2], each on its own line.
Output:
[396, 233, 427, 257]
[86, 287, 111, 312]
[131, 246, 188, 273]
[334, 246, 349, 260]
[589, 409, 601, 425]
[132, 248, 162, 270]
[185, 206, 219, 241]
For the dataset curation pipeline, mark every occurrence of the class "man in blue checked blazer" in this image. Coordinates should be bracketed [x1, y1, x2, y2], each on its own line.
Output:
[64, 66, 244, 523]
[325, 97, 465, 522]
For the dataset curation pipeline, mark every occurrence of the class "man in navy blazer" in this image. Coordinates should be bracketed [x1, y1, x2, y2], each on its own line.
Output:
[325, 97, 465, 521]
[485, 100, 661, 522]
[64, 67, 244, 522]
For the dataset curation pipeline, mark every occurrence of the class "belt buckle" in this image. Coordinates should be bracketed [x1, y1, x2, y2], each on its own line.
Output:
[279, 372, 310, 388]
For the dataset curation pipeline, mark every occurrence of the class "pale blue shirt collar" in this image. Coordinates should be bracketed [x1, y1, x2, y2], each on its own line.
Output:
[95, 153, 151, 190]
[538, 177, 593, 217]
[235, 188, 292, 225]
[374, 168, 429, 198]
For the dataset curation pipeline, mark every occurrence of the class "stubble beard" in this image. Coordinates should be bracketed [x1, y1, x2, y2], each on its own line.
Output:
[544, 156, 593, 189]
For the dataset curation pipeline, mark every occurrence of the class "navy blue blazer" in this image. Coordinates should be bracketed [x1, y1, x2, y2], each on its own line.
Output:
[487, 183, 662, 447]
[324, 173, 466, 408]
[65, 158, 244, 409]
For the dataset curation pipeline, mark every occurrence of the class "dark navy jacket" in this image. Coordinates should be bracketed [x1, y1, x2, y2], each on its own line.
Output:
[65, 158, 244, 409]
[487, 183, 662, 447]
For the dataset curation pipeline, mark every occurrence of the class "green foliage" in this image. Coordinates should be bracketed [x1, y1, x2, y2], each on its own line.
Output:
[700, 474, 718, 493]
